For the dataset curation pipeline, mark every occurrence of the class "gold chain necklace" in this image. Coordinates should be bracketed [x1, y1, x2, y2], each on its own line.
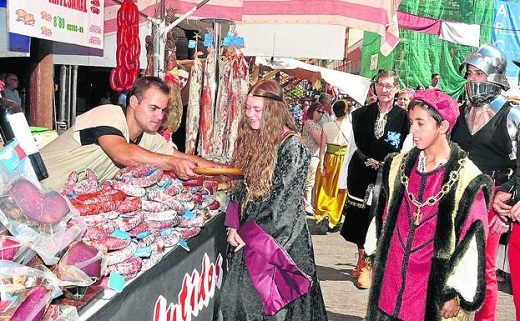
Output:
[400, 154, 464, 226]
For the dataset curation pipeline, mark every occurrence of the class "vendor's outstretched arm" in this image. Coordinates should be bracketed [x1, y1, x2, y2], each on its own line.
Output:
[98, 135, 199, 179]
[172, 149, 225, 169]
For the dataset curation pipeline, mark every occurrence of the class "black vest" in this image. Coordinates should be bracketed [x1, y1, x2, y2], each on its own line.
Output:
[451, 103, 515, 173]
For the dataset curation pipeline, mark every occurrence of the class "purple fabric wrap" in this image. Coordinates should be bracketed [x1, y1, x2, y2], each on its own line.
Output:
[237, 220, 312, 315]
[224, 201, 239, 229]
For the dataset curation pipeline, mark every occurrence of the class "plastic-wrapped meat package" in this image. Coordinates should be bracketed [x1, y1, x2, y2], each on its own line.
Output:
[53, 241, 105, 286]
[0, 178, 83, 265]
[0, 261, 60, 321]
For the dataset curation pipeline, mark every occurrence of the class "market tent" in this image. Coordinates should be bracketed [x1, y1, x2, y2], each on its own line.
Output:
[104, 0, 401, 56]
[256, 57, 371, 105]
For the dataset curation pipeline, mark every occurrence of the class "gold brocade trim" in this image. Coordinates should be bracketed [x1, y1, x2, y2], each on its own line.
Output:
[400, 152, 464, 226]
[346, 184, 374, 209]
[374, 112, 388, 139]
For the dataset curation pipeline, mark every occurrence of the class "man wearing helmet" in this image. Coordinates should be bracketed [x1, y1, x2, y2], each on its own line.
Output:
[452, 44, 518, 321]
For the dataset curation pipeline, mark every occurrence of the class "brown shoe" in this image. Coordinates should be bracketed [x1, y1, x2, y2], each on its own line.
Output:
[351, 253, 363, 278]
[356, 265, 372, 289]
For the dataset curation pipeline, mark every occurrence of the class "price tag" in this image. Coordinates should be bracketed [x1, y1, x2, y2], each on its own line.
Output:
[159, 178, 172, 190]
[183, 210, 196, 219]
[222, 36, 232, 47]
[204, 33, 213, 47]
[0, 140, 24, 173]
[232, 36, 245, 47]
[136, 231, 151, 240]
[135, 246, 152, 258]
[178, 240, 190, 252]
[160, 228, 174, 236]
[146, 168, 158, 176]
[108, 272, 125, 293]
[111, 230, 130, 239]
[188, 40, 197, 49]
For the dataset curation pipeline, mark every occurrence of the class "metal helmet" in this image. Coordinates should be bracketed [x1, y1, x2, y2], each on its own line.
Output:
[460, 44, 510, 90]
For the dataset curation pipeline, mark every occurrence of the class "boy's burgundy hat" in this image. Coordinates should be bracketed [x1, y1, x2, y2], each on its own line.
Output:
[413, 88, 460, 132]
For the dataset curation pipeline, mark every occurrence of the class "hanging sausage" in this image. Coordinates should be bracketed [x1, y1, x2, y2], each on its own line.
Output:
[109, 0, 140, 92]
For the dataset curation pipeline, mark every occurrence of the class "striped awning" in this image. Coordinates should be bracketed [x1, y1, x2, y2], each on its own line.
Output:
[104, 0, 401, 55]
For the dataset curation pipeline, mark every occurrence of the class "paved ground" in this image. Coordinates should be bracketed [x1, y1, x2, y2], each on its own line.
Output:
[308, 218, 516, 321]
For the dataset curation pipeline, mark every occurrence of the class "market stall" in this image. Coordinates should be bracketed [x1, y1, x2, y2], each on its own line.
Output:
[0, 136, 234, 320]
[79, 212, 227, 321]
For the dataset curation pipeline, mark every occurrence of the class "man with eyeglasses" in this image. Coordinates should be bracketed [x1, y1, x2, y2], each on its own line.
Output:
[3, 73, 22, 107]
[340, 70, 409, 289]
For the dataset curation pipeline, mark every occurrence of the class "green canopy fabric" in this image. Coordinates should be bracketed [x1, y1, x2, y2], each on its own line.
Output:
[360, 0, 494, 99]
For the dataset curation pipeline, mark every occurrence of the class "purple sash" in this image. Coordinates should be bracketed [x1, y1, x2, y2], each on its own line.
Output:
[237, 220, 312, 315]
[224, 201, 240, 229]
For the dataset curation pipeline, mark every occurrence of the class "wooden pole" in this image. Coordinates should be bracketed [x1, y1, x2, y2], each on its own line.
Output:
[28, 39, 53, 130]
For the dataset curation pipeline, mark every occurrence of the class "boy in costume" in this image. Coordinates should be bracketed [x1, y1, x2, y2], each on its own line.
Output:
[365, 88, 491, 321]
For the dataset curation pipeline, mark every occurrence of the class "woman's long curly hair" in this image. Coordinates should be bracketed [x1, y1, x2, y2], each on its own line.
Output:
[231, 80, 299, 201]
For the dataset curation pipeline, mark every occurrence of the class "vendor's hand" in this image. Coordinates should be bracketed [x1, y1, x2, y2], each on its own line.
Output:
[227, 228, 246, 251]
[493, 191, 513, 218]
[440, 299, 461, 319]
[171, 158, 198, 180]
[489, 215, 510, 234]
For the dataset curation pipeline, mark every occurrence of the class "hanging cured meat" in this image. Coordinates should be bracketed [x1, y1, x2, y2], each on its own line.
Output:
[225, 55, 250, 161]
[197, 48, 217, 158]
[144, 34, 154, 77]
[162, 9, 183, 134]
[164, 83, 183, 134]
[211, 55, 232, 160]
[109, 0, 140, 92]
[185, 56, 203, 155]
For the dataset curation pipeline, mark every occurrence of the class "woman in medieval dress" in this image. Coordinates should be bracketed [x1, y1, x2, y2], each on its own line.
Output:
[214, 79, 328, 321]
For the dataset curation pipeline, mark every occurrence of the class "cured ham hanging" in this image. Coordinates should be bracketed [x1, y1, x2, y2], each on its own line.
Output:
[185, 55, 203, 155]
[197, 47, 217, 158]
[225, 55, 250, 161]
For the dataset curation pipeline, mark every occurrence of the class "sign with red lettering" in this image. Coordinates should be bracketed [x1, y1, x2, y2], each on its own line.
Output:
[7, 0, 104, 49]
[153, 253, 224, 321]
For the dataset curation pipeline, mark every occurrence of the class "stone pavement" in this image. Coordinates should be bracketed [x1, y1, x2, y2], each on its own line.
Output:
[308, 218, 516, 321]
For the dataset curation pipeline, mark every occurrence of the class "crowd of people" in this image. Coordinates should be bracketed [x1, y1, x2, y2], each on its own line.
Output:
[297, 43, 520, 320]
[5, 40, 520, 320]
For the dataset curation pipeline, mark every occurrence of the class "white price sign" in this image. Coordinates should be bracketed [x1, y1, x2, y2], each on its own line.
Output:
[7, 0, 104, 49]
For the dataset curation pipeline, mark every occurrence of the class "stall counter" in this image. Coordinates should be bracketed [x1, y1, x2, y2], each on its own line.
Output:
[79, 212, 227, 321]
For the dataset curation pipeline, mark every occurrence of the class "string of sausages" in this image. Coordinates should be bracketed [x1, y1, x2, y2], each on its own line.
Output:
[110, 0, 140, 92]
